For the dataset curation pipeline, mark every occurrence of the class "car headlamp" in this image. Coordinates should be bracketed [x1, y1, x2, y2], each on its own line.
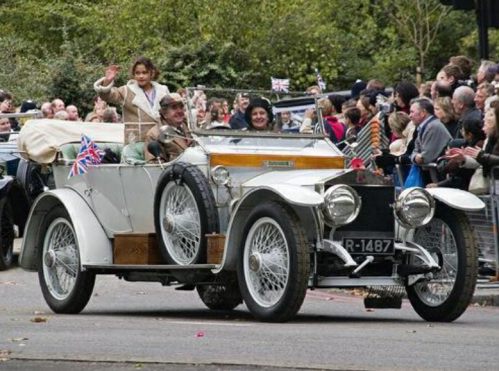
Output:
[394, 187, 435, 229]
[322, 185, 361, 227]
[211, 166, 230, 186]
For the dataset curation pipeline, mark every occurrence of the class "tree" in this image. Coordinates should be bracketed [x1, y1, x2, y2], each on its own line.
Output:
[376, 0, 451, 84]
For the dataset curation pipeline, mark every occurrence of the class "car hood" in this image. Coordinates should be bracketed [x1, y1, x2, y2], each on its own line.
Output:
[242, 168, 350, 188]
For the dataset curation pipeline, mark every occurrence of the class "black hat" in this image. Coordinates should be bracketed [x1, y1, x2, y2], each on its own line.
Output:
[351, 80, 367, 100]
[244, 97, 273, 127]
[20, 100, 37, 113]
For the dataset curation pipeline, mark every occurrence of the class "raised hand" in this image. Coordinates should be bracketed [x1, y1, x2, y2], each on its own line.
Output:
[103, 65, 120, 86]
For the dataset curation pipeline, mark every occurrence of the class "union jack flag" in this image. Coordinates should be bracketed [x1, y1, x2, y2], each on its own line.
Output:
[315, 68, 326, 92]
[68, 134, 104, 179]
[271, 77, 290, 93]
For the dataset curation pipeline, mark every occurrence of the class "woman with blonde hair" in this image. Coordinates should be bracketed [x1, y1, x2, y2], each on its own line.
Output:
[434, 96, 459, 138]
[388, 111, 414, 156]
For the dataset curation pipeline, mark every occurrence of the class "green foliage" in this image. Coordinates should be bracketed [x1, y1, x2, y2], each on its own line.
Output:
[0, 0, 496, 104]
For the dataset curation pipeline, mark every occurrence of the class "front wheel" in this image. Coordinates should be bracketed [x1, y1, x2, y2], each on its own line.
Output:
[38, 207, 95, 313]
[407, 203, 477, 322]
[237, 201, 310, 322]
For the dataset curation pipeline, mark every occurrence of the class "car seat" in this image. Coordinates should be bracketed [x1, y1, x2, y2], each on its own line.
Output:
[121, 142, 146, 165]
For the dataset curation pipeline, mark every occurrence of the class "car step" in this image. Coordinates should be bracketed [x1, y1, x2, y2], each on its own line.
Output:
[83, 263, 218, 273]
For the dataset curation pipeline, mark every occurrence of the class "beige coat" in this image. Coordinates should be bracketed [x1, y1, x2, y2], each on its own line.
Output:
[144, 123, 191, 163]
[94, 78, 169, 123]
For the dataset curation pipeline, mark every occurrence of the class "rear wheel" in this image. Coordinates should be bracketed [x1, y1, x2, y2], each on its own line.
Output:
[0, 201, 15, 271]
[197, 279, 242, 310]
[38, 207, 95, 313]
[237, 201, 309, 322]
[407, 204, 477, 322]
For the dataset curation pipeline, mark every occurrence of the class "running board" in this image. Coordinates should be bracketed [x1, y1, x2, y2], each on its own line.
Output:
[83, 263, 218, 273]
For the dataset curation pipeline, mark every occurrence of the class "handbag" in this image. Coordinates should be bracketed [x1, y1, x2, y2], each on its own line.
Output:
[403, 164, 424, 188]
[468, 167, 489, 195]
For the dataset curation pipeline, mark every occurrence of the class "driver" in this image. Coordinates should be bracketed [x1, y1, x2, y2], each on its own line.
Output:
[144, 93, 191, 162]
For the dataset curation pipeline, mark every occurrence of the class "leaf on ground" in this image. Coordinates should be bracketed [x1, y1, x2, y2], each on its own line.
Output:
[0, 281, 17, 285]
[9, 337, 28, 342]
[30, 316, 48, 323]
[0, 349, 11, 362]
[33, 311, 45, 315]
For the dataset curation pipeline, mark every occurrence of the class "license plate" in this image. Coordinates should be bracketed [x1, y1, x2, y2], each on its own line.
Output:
[342, 238, 395, 255]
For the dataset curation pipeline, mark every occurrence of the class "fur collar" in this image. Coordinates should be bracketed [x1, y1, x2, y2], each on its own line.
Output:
[127, 80, 169, 120]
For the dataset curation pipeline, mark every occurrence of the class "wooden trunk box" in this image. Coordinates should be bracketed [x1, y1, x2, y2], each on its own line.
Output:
[206, 234, 226, 264]
[113, 233, 162, 265]
[124, 122, 156, 144]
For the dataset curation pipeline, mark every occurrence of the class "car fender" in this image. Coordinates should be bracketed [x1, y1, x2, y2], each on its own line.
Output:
[425, 187, 485, 211]
[19, 188, 112, 271]
[216, 186, 322, 273]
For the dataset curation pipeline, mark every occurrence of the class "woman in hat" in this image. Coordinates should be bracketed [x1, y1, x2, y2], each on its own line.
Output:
[94, 56, 169, 123]
[244, 97, 273, 131]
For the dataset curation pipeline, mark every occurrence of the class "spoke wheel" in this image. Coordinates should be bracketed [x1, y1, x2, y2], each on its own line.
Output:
[38, 207, 95, 313]
[154, 162, 219, 265]
[0, 201, 15, 271]
[238, 201, 309, 322]
[407, 203, 477, 322]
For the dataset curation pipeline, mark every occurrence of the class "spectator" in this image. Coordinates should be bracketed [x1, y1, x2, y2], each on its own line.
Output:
[366, 79, 385, 94]
[306, 85, 321, 96]
[434, 96, 459, 138]
[449, 55, 474, 81]
[387, 111, 414, 157]
[205, 107, 229, 129]
[274, 110, 300, 133]
[51, 98, 65, 113]
[94, 56, 169, 123]
[54, 110, 69, 120]
[430, 80, 453, 100]
[85, 96, 108, 122]
[476, 60, 497, 85]
[318, 97, 345, 144]
[343, 107, 361, 140]
[327, 94, 346, 122]
[437, 64, 463, 94]
[409, 98, 451, 166]
[229, 92, 250, 130]
[419, 81, 433, 98]
[101, 107, 119, 123]
[221, 98, 230, 123]
[0, 91, 19, 131]
[350, 80, 367, 100]
[356, 89, 378, 127]
[474, 82, 495, 113]
[66, 105, 80, 121]
[393, 81, 419, 114]
[20, 100, 37, 113]
[452, 86, 482, 139]
[40, 102, 54, 119]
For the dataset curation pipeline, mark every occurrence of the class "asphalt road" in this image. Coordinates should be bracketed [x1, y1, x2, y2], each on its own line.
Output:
[1, 267, 499, 370]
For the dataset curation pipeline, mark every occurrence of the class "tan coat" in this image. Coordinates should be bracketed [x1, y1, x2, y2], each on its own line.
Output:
[94, 78, 169, 123]
[144, 123, 191, 163]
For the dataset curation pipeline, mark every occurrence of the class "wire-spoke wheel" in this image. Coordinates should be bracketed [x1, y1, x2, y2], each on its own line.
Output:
[154, 162, 219, 265]
[0, 201, 15, 271]
[238, 201, 309, 322]
[407, 203, 477, 322]
[38, 207, 95, 313]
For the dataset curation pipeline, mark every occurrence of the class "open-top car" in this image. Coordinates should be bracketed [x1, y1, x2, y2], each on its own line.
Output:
[19, 89, 484, 322]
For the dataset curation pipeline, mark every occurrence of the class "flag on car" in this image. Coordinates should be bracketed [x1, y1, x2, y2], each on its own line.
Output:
[315, 68, 326, 92]
[68, 134, 104, 178]
[271, 77, 290, 93]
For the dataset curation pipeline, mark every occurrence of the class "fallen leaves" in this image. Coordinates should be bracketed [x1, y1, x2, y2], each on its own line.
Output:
[30, 316, 48, 323]
[0, 350, 11, 362]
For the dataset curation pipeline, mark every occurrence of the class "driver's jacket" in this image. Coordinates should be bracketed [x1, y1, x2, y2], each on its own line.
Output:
[144, 122, 191, 163]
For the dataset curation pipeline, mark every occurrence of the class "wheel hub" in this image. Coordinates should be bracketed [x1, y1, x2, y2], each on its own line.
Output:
[162, 214, 175, 233]
[249, 253, 262, 272]
[44, 249, 56, 268]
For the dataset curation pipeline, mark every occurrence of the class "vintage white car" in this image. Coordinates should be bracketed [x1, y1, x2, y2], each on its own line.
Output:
[19, 90, 485, 322]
